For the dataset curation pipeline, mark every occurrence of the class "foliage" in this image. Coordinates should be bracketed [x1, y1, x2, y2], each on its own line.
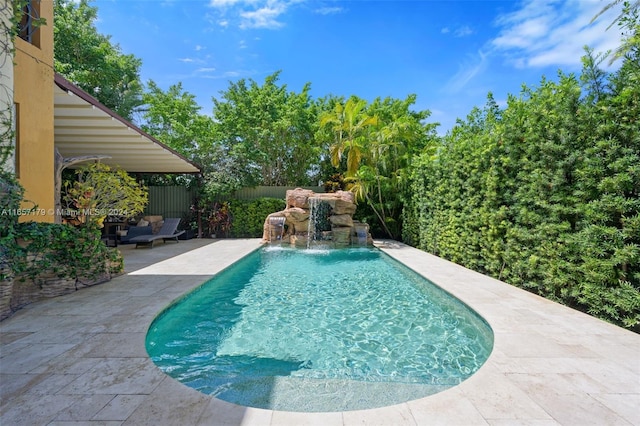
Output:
[319, 96, 379, 177]
[227, 198, 286, 238]
[323, 173, 346, 193]
[212, 71, 321, 188]
[0, 171, 26, 233]
[9, 222, 122, 286]
[141, 80, 216, 163]
[53, 0, 143, 120]
[63, 162, 148, 228]
[0, 172, 26, 278]
[592, 0, 639, 63]
[405, 37, 640, 330]
[1, 174, 122, 285]
[205, 202, 231, 237]
[317, 94, 438, 239]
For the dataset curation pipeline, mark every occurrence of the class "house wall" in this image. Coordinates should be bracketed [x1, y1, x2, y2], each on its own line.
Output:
[13, 0, 55, 222]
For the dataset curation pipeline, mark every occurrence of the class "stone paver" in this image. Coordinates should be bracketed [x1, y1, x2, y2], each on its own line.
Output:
[1, 238, 638, 425]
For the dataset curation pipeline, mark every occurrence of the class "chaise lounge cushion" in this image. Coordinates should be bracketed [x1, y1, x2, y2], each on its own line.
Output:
[119, 225, 153, 244]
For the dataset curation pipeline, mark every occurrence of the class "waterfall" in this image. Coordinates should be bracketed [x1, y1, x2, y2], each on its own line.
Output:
[268, 217, 286, 243]
[354, 223, 369, 246]
[307, 198, 318, 249]
[307, 197, 332, 249]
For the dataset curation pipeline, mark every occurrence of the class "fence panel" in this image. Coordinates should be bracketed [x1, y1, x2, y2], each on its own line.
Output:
[145, 185, 324, 220]
[144, 186, 196, 220]
[226, 186, 324, 201]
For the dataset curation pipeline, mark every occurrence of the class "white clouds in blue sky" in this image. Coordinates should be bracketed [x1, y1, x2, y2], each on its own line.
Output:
[94, 0, 627, 133]
[208, 0, 302, 29]
[491, 0, 623, 69]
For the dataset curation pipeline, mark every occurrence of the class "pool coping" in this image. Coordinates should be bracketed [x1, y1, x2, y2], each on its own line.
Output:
[1, 238, 639, 425]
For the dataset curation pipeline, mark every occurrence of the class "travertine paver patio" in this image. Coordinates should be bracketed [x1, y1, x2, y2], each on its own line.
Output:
[1, 238, 639, 425]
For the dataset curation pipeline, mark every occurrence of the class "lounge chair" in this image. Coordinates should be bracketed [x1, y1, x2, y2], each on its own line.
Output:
[129, 218, 185, 248]
[118, 225, 153, 244]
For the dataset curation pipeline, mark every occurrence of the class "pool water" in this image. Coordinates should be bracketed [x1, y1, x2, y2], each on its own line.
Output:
[145, 246, 493, 412]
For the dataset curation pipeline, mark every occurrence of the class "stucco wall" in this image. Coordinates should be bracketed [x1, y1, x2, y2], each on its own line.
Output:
[13, 0, 55, 222]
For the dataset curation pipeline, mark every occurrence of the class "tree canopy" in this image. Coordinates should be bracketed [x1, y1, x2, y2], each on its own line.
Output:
[53, 0, 143, 120]
[212, 71, 321, 188]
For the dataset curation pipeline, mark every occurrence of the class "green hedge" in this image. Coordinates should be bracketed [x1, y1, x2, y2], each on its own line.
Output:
[403, 57, 640, 331]
[228, 198, 286, 238]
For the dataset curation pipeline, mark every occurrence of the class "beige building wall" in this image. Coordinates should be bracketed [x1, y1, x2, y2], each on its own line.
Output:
[13, 0, 55, 222]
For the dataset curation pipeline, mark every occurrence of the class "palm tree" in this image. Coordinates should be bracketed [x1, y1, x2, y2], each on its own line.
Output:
[319, 97, 378, 177]
[591, 0, 640, 63]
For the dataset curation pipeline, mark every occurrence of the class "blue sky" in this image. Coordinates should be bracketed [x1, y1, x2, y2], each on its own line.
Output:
[92, 0, 625, 134]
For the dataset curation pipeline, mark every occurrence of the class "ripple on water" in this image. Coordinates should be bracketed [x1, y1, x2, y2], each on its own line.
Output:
[146, 247, 493, 412]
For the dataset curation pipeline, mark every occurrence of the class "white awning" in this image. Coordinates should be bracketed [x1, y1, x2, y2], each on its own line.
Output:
[54, 74, 201, 174]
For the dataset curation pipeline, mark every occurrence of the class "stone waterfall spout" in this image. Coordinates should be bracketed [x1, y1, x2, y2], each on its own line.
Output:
[262, 188, 373, 248]
[267, 216, 286, 242]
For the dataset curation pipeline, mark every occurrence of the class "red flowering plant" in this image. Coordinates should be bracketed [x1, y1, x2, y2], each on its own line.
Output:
[206, 202, 231, 238]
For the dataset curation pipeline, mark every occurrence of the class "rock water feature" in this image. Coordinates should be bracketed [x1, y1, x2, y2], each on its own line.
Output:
[262, 188, 372, 248]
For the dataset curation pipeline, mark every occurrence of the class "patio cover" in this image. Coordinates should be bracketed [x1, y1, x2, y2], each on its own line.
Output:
[54, 74, 201, 174]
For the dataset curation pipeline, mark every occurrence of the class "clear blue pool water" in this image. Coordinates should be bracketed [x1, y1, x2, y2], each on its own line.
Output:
[145, 246, 493, 412]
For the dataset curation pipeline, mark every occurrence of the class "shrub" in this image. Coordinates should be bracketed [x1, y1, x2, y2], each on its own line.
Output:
[12, 222, 122, 286]
[228, 198, 286, 238]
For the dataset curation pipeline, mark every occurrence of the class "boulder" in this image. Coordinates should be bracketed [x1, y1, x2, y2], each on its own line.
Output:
[332, 199, 356, 215]
[287, 207, 309, 222]
[330, 214, 353, 228]
[286, 188, 315, 209]
[262, 188, 371, 246]
[332, 227, 352, 246]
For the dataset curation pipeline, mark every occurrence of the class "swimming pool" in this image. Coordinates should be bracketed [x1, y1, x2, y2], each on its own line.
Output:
[145, 246, 493, 412]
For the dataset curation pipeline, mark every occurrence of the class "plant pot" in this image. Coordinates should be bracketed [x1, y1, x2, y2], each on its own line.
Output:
[178, 229, 196, 240]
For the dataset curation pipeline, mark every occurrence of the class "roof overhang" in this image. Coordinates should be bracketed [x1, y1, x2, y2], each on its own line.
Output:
[54, 74, 201, 174]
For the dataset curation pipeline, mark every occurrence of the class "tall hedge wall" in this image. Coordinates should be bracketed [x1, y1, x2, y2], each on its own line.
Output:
[403, 60, 640, 330]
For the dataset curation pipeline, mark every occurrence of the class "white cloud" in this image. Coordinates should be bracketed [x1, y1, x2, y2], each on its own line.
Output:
[240, 4, 286, 29]
[207, 0, 301, 30]
[196, 67, 217, 73]
[210, 0, 259, 7]
[314, 6, 343, 15]
[445, 50, 489, 93]
[441, 25, 473, 37]
[491, 0, 623, 69]
[454, 25, 473, 38]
